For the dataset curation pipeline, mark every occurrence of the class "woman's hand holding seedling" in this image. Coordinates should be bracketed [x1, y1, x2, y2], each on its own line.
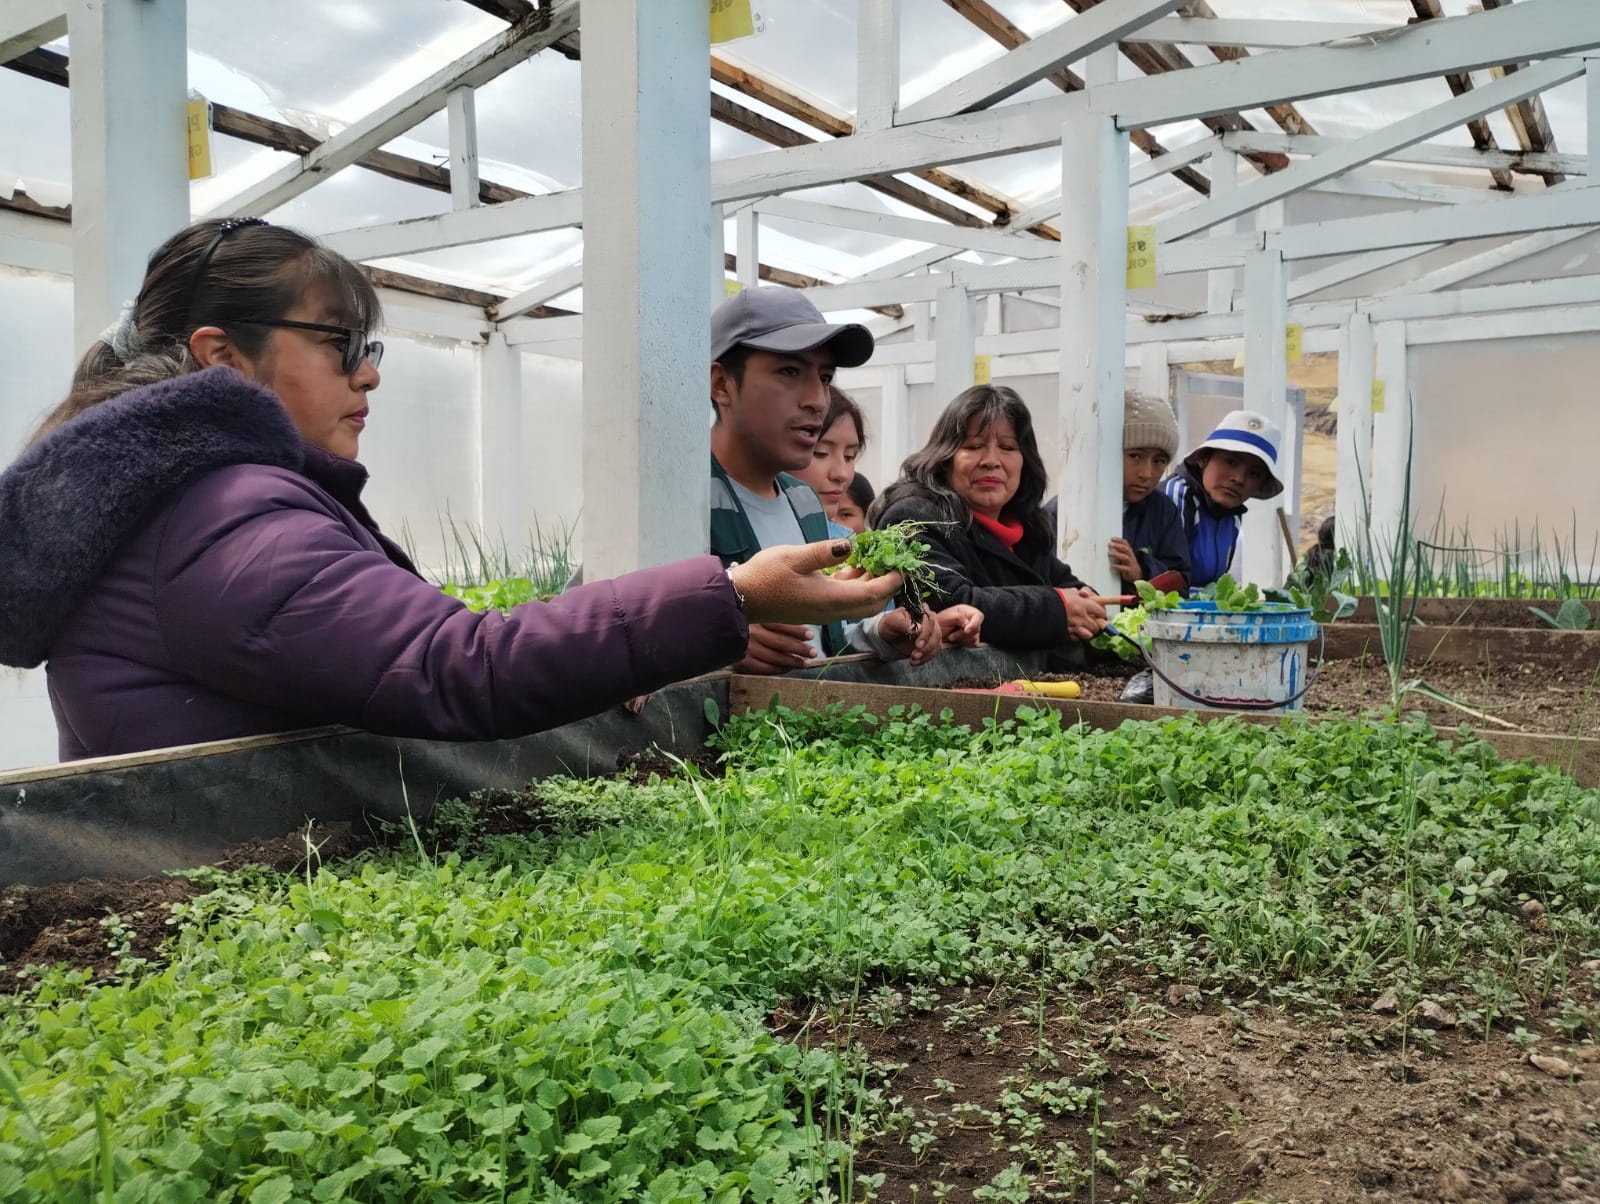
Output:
[1058, 586, 1108, 642]
[729, 539, 900, 625]
[878, 605, 944, 665]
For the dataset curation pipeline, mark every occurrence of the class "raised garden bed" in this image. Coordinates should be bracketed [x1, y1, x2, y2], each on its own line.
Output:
[3, 653, 1599, 1202]
[1348, 596, 1600, 629]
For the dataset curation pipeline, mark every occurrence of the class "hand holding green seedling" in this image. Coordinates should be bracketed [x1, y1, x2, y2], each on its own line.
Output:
[846, 522, 940, 624]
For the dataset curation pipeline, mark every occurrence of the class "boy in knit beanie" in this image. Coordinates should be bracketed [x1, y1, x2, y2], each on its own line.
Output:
[1109, 391, 1190, 593]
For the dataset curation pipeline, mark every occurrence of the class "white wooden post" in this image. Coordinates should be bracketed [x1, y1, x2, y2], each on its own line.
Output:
[877, 365, 912, 495]
[1137, 342, 1169, 402]
[1588, 56, 1600, 170]
[933, 285, 976, 404]
[1370, 320, 1412, 560]
[911, 299, 933, 343]
[479, 331, 524, 537]
[66, 0, 189, 356]
[447, 86, 480, 210]
[1239, 249, 1290, 587]
[580, 0, 711, 577]
[856, 0, 899, 133]
[1057, 107, 1129, 587]
[1335, 311, 1375, 561]
[735, 206, 760, 289]
[1206, 149, 1239, 314]
[709, 203, 728, 313]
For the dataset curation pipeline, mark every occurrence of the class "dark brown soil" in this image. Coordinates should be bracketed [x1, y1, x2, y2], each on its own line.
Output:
[782, 983, 1600, 1203]
[0, 821, 371, 993]
[948, 653, 1600, 740]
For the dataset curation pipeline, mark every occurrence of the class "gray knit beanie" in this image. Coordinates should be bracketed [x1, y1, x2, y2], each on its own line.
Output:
[1123, 391, 1179, 458]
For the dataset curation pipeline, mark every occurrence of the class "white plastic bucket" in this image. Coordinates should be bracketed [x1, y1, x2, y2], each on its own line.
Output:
[1142, 602, 1320, 713]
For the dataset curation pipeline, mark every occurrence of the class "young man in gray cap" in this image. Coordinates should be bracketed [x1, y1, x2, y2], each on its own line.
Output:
[708, 287, 940, 674]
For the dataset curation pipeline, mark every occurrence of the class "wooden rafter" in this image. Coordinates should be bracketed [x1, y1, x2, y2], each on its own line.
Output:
[937, 0, 1213, 196]
[1173, 2, 1318, 138]
[1409, 0, 1514, 189]
[3, 49, 864, 313]
[708, 91, 991, 230]
[457, 0, 1048, 238]
[707, 57, 1050, 235]
[0, 189, 552, 313]
[1477, 0, 1564, 184]
[1058, 0, 1293, 176]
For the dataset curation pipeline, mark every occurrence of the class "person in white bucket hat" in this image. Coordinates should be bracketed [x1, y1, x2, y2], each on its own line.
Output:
[1161, 408, 1284, 589]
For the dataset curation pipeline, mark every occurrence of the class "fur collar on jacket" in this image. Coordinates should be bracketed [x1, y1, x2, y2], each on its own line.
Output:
[0, 367, 305, 668]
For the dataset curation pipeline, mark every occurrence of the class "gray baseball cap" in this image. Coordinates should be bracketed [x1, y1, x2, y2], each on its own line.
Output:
[711, 287, 874, 368]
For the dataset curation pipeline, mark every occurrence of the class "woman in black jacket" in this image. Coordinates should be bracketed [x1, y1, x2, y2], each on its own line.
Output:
[870, 385, 1106, 651]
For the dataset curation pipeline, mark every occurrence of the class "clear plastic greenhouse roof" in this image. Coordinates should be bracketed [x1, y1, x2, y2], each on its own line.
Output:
[3, 0, 1589, 301]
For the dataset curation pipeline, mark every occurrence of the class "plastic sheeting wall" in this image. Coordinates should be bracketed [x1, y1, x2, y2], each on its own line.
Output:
[1408, 333, 1600, 577]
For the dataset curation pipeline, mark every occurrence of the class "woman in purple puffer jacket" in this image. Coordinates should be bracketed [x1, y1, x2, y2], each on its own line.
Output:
[0, 219, 897, 761]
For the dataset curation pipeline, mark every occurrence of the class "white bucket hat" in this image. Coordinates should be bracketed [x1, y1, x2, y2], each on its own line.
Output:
[1184, 409, 1284, 499]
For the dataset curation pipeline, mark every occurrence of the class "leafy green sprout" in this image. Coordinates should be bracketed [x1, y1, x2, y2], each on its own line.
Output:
[1090, 580, 1184, 660]
[846, 522, 941, 623]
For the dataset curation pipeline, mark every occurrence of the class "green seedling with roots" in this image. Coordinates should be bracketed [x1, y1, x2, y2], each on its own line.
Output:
[847, 522, 940, 624]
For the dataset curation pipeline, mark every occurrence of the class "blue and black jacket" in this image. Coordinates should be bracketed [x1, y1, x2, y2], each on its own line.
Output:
[1162, 465, 1248, 590]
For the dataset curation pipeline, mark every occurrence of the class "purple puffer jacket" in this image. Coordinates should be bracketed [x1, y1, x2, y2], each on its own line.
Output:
[0, 367, 748, 760]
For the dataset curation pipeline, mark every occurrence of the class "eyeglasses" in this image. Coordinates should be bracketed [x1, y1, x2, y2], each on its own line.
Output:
[231, 319, 384, 375]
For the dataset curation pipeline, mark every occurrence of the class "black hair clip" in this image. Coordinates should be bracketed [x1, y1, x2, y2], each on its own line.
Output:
[184, 217, 270, 328]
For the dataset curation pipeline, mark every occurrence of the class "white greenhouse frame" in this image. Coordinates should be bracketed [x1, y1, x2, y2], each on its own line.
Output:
[5, 0, 1600, 593]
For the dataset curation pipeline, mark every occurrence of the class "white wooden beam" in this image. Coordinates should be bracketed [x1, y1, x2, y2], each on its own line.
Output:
[1130, 134, 1221, 186]
[1008, 193, 1066, 230]
[1309, 175, 1496, 208]
[500, 313, 584, 346]
[1124, 16, 1392, 50]
[490, 263, 583, 320]
[66, 0, 188, 355]
[1057, 110, 1129, 588]
[322, 188, 584, 261]
[206, 1, 579, 218]
[756, 196, 1054, 259]
[0, 0, 64, 63]
[1101, 0, 1600, 131]
[1288, 244, 1442, 301]
[1386, 223, 1598, 295]
[1335, 312, 1374, 559]
[857, 245, 960, 282]
[1224, 129, 1586, 179]
[1405, 303, 1600, 344]
[897, 0, 1187, 125]
[579, 0, 709, 577]
[856, 0, 899, 134]
[0, 208, 70, 275]
[447, 86, 480, 211]
[1159, 57, 1582, 242]
[1269, 185, 1600, 261]
[320, 2, 1600, 263]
